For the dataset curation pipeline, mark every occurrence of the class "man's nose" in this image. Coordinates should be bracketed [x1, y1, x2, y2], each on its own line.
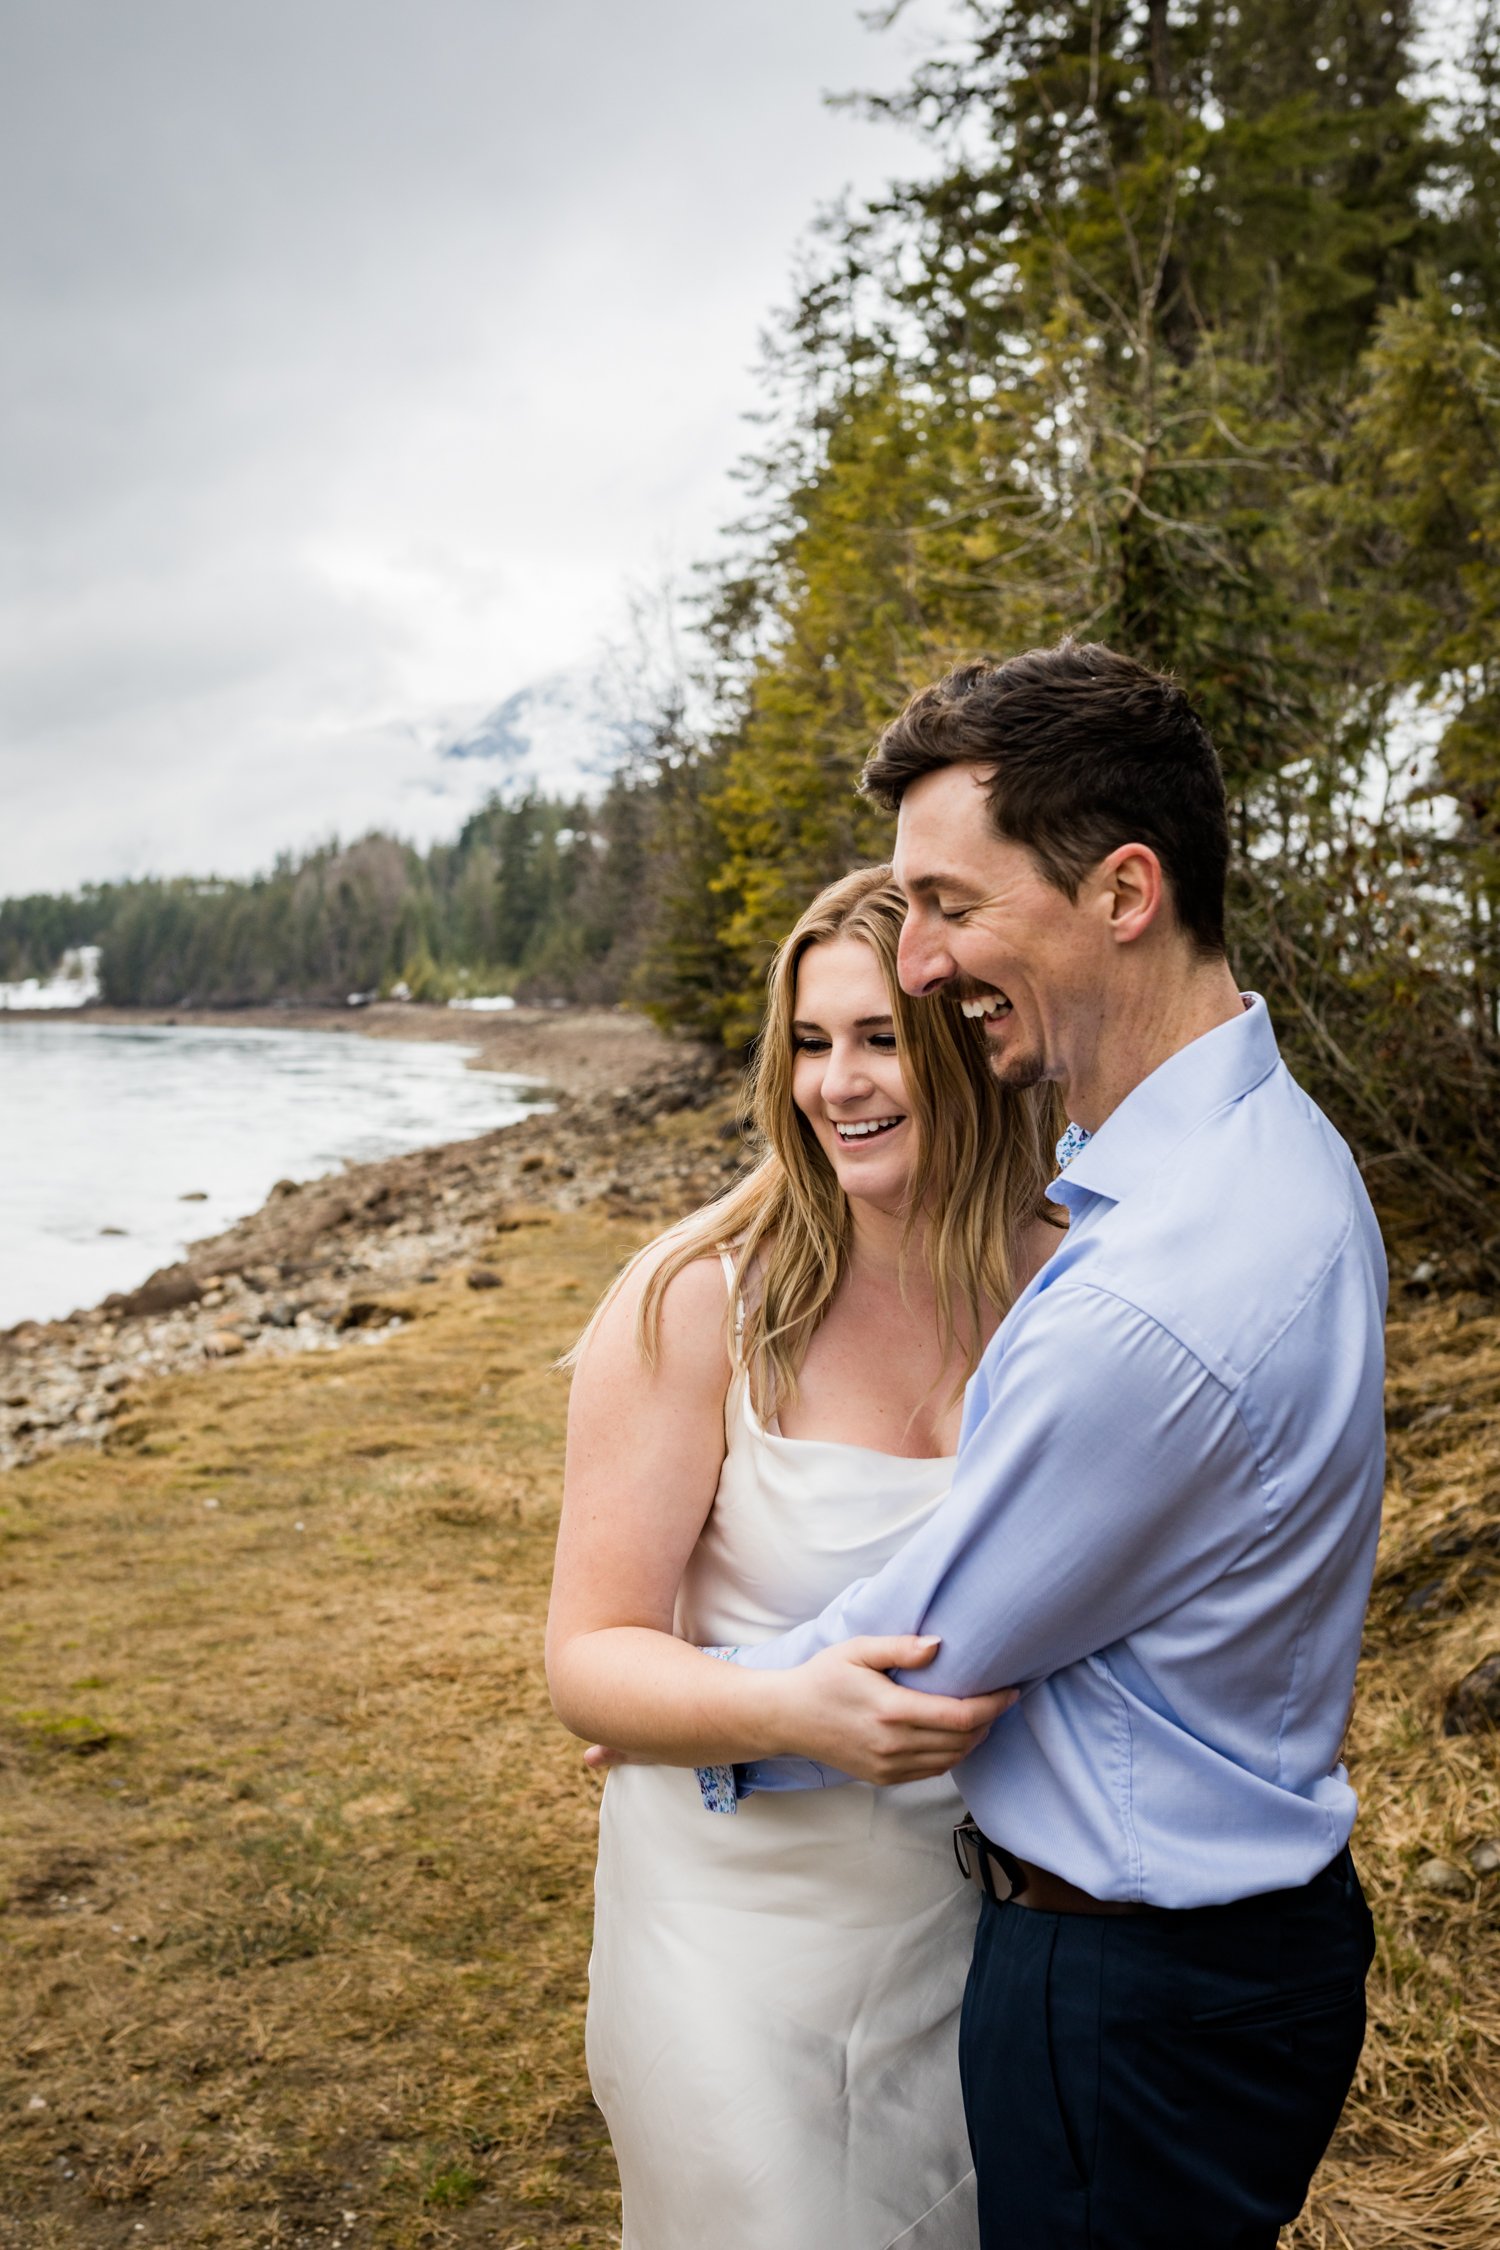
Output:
[897, 912, 955, 998]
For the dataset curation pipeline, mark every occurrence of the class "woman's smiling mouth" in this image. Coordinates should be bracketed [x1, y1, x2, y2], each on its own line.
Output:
[833, 1115, 906, 1142]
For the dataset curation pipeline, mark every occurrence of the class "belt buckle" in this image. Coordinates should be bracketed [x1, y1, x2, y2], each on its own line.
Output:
[953, 1818, 1025, 1903]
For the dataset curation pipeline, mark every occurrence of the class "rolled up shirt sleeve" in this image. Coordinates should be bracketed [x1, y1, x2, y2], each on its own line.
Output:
[722, 1284, 1264, 1786]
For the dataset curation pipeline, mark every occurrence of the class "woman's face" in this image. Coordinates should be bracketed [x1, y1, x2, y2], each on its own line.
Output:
[790, 935, 917, 1214]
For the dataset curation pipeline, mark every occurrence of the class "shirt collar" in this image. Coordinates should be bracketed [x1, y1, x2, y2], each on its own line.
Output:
[1048, 994, 1279, 1211]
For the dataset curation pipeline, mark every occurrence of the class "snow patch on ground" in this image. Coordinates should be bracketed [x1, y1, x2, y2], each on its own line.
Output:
[0, 945, 101, 1011]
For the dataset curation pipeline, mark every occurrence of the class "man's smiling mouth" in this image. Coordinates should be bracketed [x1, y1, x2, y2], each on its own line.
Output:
[960, 993, 1013, 1021]
[834, 1116, 905, 1142]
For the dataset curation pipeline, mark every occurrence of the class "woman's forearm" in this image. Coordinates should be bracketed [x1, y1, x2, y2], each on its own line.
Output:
[547, 1626, 794, 1765]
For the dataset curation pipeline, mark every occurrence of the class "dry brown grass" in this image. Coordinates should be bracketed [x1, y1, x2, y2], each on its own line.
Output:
[2, 1213, 1498, 2247]
[1289, 1291, 1500, 2248]
[0, 1206, 648, 2249]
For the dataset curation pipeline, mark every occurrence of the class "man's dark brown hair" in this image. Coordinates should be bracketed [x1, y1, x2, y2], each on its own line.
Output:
[862, 639, 1230, 955]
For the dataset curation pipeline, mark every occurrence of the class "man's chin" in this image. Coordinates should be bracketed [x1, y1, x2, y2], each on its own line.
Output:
[984, 1042, 1046, 1092]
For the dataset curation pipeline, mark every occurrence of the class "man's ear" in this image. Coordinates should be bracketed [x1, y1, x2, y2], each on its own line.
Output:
[1099, 843, 1164, 946]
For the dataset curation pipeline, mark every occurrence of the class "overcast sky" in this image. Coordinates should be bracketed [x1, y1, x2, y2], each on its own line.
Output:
[0, 0, 954, 896]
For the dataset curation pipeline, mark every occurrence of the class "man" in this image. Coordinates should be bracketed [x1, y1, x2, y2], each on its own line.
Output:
[715, 640, 1385, 2248]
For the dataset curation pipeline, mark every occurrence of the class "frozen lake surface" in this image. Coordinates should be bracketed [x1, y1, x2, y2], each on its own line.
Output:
[0, 1020, 546, 1328]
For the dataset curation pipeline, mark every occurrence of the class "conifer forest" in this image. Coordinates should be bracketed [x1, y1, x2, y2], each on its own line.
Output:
[6, 0, 1499, 1267]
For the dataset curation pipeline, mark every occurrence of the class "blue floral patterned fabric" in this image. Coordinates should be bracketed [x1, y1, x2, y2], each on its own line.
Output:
[1055, 1120, 1092, 1172]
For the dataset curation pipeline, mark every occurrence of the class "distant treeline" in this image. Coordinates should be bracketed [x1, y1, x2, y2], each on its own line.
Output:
[0, 784, 658, 1008]
[6, 2, 1499, 1268]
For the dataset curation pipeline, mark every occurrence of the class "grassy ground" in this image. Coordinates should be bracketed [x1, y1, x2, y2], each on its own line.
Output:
[2, 1211, 1498, 2247]
[1290, 1289, 1500, 2248]
[1, 1206, 644, 2250]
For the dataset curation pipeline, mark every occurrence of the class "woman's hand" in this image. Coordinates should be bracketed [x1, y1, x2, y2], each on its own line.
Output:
[764, 1635, 1016, 1783]
[583, 1635, 1017, 1786]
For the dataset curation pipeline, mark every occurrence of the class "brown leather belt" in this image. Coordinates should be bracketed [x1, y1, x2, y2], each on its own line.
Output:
[953, 1819, 1148, 1917]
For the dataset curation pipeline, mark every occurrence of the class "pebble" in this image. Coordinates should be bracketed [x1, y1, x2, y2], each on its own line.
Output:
[1413, 1856, 1470, 1897]
[1469, 1837, 1500, 1876]
[1444, 1652, 1500, 1736]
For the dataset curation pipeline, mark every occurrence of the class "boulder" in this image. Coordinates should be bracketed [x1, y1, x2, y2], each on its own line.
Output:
[335, 1297, 403, 1331]
[107, 1264, 203, 1317]
[1443, 1652, 1500, 1736]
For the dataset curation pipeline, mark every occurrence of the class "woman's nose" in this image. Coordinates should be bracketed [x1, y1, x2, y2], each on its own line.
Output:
[819, 1039, 872, 1107]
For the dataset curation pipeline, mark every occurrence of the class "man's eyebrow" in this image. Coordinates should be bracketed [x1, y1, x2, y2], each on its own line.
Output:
[905, 870, 979, 899]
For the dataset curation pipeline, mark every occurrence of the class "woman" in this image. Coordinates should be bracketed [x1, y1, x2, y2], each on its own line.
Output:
[547, 867, 1062, 2250]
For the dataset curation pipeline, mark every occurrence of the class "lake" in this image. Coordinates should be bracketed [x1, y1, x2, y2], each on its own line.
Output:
[0, 1020, 547, 1328]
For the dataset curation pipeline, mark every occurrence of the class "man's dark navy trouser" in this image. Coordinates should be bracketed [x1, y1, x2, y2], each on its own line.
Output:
[959, 1849, 1375, 2249]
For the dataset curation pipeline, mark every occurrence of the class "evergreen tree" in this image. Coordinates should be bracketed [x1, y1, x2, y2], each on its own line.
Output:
[626, 0, 1498, 1255]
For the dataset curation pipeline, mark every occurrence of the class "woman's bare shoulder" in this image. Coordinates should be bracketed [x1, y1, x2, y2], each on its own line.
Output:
[576, 1233, 733, 1389]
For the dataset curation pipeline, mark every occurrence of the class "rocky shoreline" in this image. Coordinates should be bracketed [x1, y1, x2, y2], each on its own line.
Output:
[0, 1010, 741, 1474]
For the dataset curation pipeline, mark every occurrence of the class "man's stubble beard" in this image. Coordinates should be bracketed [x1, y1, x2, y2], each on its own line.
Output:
[985, 1043, 1047, 1092]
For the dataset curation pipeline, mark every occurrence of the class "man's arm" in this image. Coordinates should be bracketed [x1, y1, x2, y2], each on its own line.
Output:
[548, 1245, 1009, 1780]
[734, 1283, 1262, 1699]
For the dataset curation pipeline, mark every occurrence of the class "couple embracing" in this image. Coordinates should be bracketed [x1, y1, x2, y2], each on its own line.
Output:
[548, 640, 1384, 2250]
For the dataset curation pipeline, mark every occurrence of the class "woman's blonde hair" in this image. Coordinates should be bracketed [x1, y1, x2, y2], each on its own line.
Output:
[581, 864, 1062, 1410]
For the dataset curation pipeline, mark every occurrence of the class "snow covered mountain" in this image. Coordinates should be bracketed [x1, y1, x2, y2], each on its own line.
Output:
[437, 671, 634, 803]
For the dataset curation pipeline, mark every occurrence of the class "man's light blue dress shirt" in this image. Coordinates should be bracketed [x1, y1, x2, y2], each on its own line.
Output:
[713, 998, 1388, 1909]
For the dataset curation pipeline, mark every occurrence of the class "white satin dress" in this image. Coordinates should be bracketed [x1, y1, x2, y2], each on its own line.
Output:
[586, 1267, 980, 2250]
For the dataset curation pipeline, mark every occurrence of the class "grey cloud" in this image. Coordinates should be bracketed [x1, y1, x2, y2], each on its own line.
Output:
[1, 0, 954, 894]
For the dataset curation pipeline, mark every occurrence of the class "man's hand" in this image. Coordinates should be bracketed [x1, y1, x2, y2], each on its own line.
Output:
[582, 1636, 1017, 1786]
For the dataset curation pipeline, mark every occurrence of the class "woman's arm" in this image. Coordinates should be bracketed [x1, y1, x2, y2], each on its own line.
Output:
[546, 1251, 1008, 1781]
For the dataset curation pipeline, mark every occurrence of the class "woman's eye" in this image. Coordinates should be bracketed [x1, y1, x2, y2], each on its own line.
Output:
[793, 1036, 830, 1055]
[868, 1034, 898, 1053]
